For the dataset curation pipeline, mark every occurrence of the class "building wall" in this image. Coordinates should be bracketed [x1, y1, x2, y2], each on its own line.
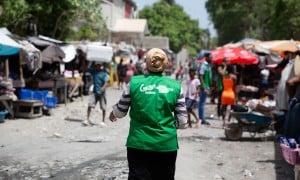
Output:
[101, 0, 135, 30]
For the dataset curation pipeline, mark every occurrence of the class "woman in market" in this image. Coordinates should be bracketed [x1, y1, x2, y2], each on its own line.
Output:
[117, 58, 127, 90]
[220, 58, 237, 128]
[109, 48, 188, 179]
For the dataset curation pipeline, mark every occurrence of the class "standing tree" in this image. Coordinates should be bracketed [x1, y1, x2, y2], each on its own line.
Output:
[268, 0, 300, 40]
[206, 0, 300, 45]
[0, 0, 107, 41]
[138, 1, 206, 55]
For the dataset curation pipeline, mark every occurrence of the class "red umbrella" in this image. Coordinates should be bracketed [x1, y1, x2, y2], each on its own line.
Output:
[210, 47, 259, 65]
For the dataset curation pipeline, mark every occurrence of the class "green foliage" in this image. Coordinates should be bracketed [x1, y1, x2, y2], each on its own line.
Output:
[206, 0, 300, 45]
[206, 0, 254, 45]
[0, 0, 107, 41]
[139, 1, 206, 55]
[66, 0, 107, 41]
[0, 0, 29, 31]
[268, 0, 300, 40]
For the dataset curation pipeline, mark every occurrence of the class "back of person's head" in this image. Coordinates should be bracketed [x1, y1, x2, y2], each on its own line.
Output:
[189, 68, 196, 74]
[146, 48, 168, 73]
[205, 54, 212, 63]
[94, 62, 104, 71]
[188, 68, 196, 77]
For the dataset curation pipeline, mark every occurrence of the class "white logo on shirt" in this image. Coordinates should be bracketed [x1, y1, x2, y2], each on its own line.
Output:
[140, 84, 174, 94]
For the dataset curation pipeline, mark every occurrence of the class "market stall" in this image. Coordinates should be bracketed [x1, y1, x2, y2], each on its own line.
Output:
[26, 35, 68, 104]
[0, 28, 22, 118]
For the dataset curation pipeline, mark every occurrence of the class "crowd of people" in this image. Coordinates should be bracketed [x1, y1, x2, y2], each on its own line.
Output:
[83, 49, 293, 127]
[184, 50, 300, 138]
[77, 47, 300, 179]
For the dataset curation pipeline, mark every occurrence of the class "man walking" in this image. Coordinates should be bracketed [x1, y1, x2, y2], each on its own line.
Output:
[83, 62, 109, 127]
[198, 54, 213, 125]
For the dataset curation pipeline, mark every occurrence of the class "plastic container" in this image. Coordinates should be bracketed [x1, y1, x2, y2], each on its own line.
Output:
[33, 90, 48, 101]
[19, 89, 33, 100]
[47, 91, 53, 97]
[86, 44, 113, 62]
[44, 97, 58, 108]
[19, 89, 48, 102]
[280, 144, 300, 165]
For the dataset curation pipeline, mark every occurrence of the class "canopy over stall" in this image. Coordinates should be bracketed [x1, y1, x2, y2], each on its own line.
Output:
[28, 36, 65, 64]
[210, 47, 259, 65]
[0, 28, 22, 83]
[25, 36, 68, 104]
[41, 45, 65, 64]
[0, 29, 21, 56]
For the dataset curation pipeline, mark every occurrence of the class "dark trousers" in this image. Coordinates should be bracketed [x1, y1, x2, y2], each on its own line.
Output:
[127, 148, 177, 180]
[284, 99, 300, 139]
[217, 90, 222, 117]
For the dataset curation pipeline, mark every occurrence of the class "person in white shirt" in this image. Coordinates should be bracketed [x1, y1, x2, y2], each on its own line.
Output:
[185, 68, 201, 128]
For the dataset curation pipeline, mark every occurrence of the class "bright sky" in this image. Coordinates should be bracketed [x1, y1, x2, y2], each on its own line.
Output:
[135, 0, 217, 37]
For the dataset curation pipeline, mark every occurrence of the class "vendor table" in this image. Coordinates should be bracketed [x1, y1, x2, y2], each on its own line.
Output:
[27, 78, 68, 105]
[14, 100, 43, 118]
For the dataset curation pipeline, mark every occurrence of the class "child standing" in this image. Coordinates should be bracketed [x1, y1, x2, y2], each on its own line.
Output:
[185, 68, 201, 128]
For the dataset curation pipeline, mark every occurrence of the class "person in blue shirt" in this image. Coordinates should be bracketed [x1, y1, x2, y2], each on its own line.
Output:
[82, 62, 109, 127]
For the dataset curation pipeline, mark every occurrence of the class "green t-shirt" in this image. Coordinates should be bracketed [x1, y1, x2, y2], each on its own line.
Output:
[199, 62, 212, 88]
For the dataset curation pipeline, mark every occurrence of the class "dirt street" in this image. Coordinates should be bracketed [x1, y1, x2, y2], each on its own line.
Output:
[0, 83, 295, 180]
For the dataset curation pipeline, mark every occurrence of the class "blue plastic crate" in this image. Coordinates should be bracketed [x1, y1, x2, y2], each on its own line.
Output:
[44, 97, 58, 108]
[19, 89, 33, 100]
[32, 90, 48, 101]
[0, 110, 8, 123]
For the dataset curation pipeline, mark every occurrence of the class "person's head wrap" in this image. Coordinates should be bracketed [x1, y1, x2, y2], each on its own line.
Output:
[146, 48, 168, 73]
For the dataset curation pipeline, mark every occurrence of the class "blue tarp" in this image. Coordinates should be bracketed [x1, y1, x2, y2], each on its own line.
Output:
[0, 31, 21, 56]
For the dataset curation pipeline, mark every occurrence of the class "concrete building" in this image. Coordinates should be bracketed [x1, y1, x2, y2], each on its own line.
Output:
[101, 0, 149, 45]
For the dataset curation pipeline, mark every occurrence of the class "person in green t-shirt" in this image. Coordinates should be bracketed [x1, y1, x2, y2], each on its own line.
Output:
[109, 48, 188, 180]
[198, 54, 212, 125]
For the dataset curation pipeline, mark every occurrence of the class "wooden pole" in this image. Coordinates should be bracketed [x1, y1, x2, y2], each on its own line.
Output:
[5, 58, 9, 79]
